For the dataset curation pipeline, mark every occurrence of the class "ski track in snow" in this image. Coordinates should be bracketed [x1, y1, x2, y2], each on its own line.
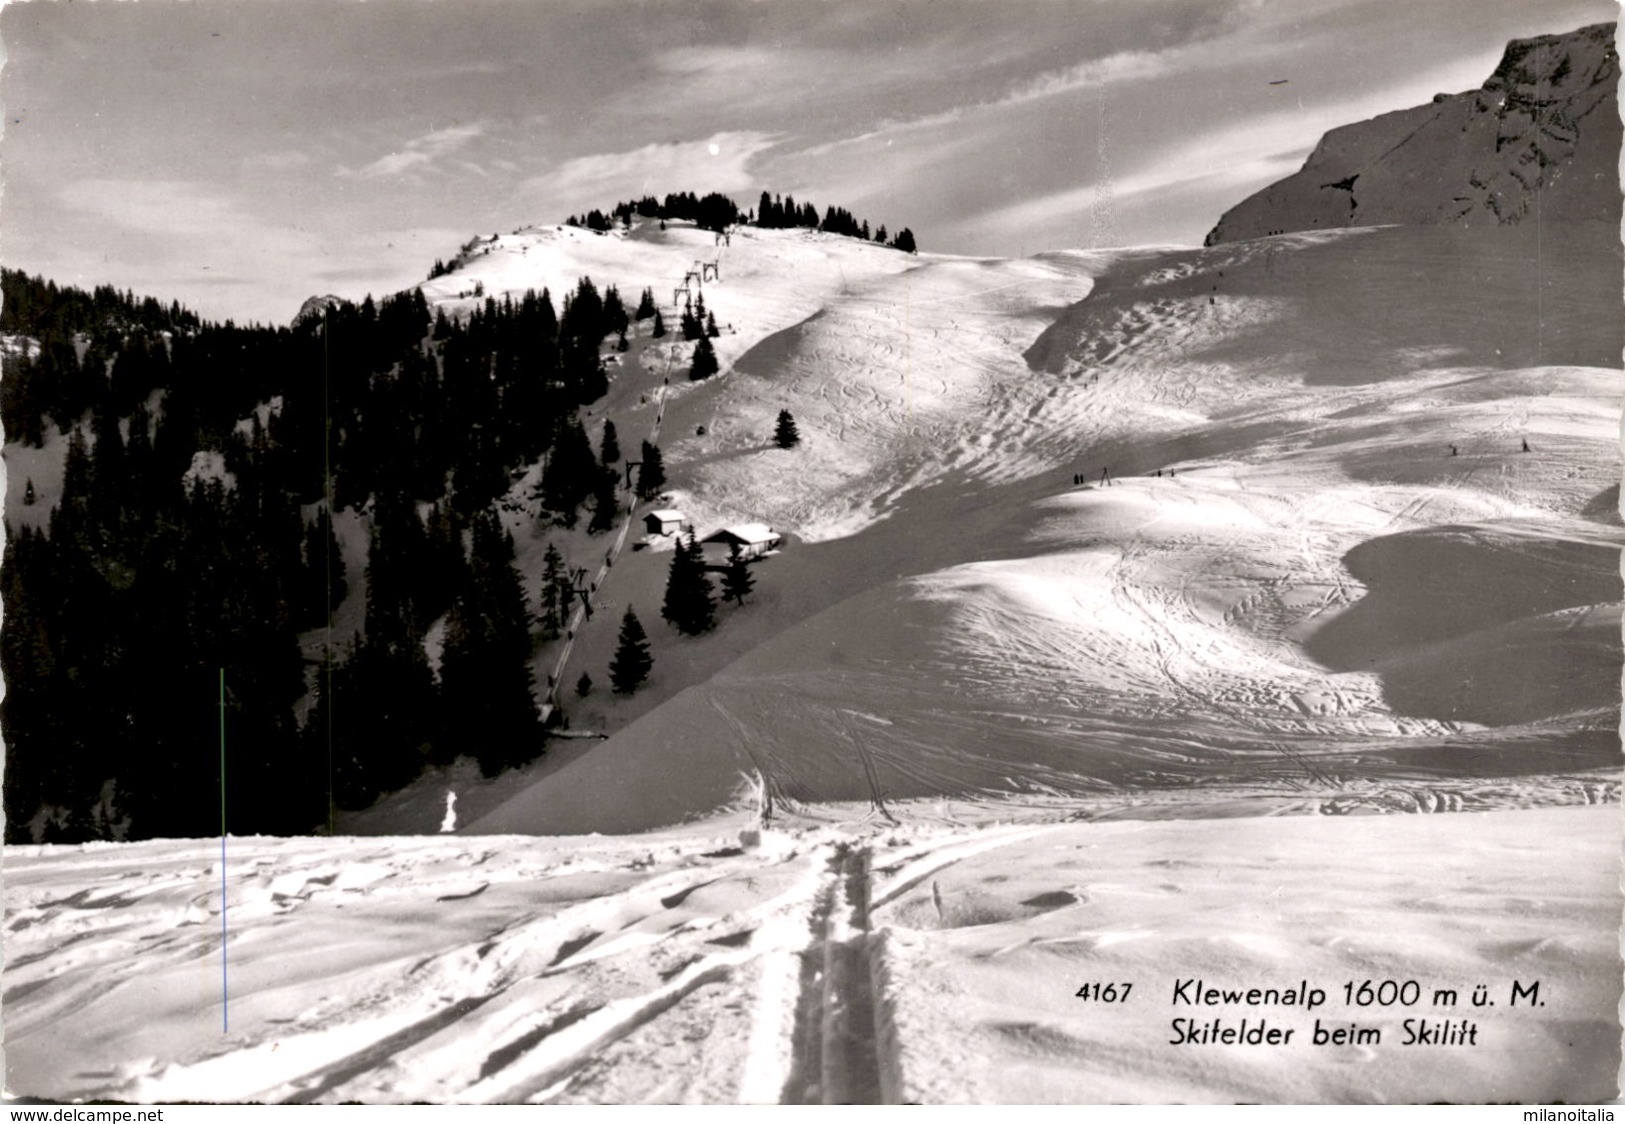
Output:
[8, 805, 1620, 1103]
[2, 823, 1044, 1104]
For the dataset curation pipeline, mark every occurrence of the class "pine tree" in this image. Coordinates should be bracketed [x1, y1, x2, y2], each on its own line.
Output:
[538, 543, 568, 639]
[892, 227, 917, 253]
[635, 287, 657, 321]
[588, 468, 619, 534]
[661, 536, 692, 630]
[301, 504, 348, 630]
[706, 311, 719, 338]
[663, 531, 715, 635]
[600, 419, 620, 465]
[604, 285, 629, 336]
[541, 414, 597, 522]
[689, 336, 719, 381]
[651, 309, 666, 339]
[774, 409, 801, 449]
[638, 440, 666, 499]
[609, 606, 652, 694]
[721, 541, 755, 606]
[447, 510, 542, 777]
[22, 478, 35, 506]
[576, 671, 593, 697]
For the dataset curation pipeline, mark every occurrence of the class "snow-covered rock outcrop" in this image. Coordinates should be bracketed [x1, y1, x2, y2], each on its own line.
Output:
[1206, 22, 1620, 244]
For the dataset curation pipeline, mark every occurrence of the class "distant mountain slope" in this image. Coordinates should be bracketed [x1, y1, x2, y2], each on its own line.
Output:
[469, 221, 1623, 838]
[1206, 22, 1620, 244]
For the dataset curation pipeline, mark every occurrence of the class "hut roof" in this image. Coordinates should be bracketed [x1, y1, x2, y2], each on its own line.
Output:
[703, 523, 779, 546]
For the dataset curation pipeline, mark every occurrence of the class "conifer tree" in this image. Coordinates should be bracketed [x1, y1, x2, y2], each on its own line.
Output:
[774, 409, 801, 449]
[652, 309, 666, 339]
[662, 531, 715, 634]
[609, 606, 652, 694]
[603, 285, 629, 337]
[690, 336, 719, 381]
[638, 440, 666, 499]
[538, 543, 568, 639]
[2, 350, 46, 448]
[721, 541, 755, 606]
[447, 510, 541, 777]
[635, 287, 657, 321]
[420, 500, 461, 626]
[661, 536, 693, 630]
[588, 468, 619, 534]
[706, 311, 719, 338]
[541, 414, 597, 522]
[301, 504, 349, 629]
[600, 419, 620, 465]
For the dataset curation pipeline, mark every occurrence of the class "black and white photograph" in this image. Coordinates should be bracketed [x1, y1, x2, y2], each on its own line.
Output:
[1, 0, 1620, 1106]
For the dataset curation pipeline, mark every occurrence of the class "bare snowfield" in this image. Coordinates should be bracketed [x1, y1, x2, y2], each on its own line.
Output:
[3, 804, 1618, 1103]
[5, 218, 1621, 1102]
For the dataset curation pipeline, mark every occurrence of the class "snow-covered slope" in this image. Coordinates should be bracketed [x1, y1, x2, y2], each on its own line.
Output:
[5, 804, 1617, 1103]
[468, 220, 1622, 837]
[7, 192, 1619, 1104]
[418, 220, 1094, 543]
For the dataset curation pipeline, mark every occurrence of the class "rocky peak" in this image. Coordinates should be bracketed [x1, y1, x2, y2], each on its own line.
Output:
[1206, 22, 1619, 245]
[292, 294, 344, 328]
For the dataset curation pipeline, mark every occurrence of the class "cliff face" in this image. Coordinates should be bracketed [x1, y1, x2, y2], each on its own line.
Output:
[1206, 22, 1620, 245]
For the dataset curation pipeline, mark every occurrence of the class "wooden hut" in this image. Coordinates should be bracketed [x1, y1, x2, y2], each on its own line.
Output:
[643, 509, 684, 536]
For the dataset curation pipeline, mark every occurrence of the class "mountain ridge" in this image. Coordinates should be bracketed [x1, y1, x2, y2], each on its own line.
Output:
[1206, 21, 1620, 244]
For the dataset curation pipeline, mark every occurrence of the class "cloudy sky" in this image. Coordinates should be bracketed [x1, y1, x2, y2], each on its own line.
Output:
[2, 0, 1615, 324]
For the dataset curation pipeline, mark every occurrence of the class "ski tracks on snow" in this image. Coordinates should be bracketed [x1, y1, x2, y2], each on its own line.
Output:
[18, 825, 1049, 1104]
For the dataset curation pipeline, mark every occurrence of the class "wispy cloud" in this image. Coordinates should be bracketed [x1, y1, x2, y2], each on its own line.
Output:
[242, 149, 314, 172]
[60, 179, 253, 237]
[796, 46, 1185, 163]
[964, 45, 1511, 252]
[517, 131, 780, 213]
[350, 122, 486, 179]
[45, 175, 470, 323]
[1002, 48, 1178, 103]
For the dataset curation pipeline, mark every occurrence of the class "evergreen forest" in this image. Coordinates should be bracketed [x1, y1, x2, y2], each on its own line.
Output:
[1, 267, 631, 842]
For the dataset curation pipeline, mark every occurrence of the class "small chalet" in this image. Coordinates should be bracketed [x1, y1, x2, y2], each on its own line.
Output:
[643, 509, 685, 536]
[701, 523, 781, 563]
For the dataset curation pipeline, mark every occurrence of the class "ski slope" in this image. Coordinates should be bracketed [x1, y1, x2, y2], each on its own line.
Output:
[468, 219, 1623, 836]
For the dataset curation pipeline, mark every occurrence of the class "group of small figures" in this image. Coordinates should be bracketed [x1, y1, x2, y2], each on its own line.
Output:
[1071, 466, 1177, 488]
